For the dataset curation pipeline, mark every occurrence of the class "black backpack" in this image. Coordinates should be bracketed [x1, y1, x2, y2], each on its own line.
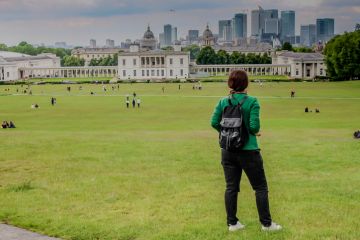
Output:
[219, 95, 249, 151]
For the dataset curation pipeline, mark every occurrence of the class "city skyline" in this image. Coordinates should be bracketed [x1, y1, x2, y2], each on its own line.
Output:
[0, 0, 359, 46]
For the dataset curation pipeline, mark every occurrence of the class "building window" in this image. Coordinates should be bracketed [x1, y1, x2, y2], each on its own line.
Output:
[133, 70, 137, 77]
[151, 70, 155, 76]
[157, 70, 160, 76]
[180, 69, 184, 76]
[7, 72, 10, 78]
[170, 70, 173, 76]
[123, 70, 126, 77]
[133, 59, 137, 66]
[147, 70, 150, 76]
[296, 70, 299, 75]
[142, 70, 145, 77]
[320, 69, 323, 75]
[161, 70, 165, 76]
[180, 58, 184, 65]
[170, 58, 173, 65]
[122, 59, 126, 66]
[161, 58, 165, 65]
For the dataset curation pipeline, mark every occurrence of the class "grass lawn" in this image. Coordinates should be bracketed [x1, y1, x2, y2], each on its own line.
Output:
[0, 81, 359, 240]
[27, 77, 114, 83]
[197, 75, 289, 81]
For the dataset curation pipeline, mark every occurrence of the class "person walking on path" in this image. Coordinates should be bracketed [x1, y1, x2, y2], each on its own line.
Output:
[210, 70, 282, 232]
[126, 99, 130, 108]
[132, 98, 136, 108]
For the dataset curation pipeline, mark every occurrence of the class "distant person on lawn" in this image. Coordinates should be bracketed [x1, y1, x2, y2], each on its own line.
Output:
[132, 98, 136, 108]
[9, 121, 16, 128]
[211, 70, 282, 232]
[1, 121, 9, 129]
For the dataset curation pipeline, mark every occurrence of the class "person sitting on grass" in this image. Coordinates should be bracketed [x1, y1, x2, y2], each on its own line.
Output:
[305, 107, 309, 113]
[211, 70, 282, 232]
[1, 121, 8, 129]
[315, 108, 320, 113]
[9, 121, 16, 128]
[354, 130, 360, 139]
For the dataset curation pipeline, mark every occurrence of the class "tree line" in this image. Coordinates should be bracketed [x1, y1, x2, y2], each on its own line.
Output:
[0, 41, 118, 67]
[0, 41, 71, 64]
[324, 28, 360, 80]
[194, 46, 272, 65]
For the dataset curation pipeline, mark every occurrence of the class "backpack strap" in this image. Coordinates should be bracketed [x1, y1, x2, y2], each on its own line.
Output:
[228, 95, 248, 107]
[238, 96, 248, 107]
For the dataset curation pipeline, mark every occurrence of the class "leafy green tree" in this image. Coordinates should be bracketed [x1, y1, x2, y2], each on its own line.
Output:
[196, 46, 217, 64]
[355, 23, 360, 31]
[282, 42, 293, 51]
[324, 30, 360, 80]
[216, 50, 230, 64]
[293, 47, 314, 53]
[63, 56, 85, 67]
[182, 45, 200, 60]
[0, 43, 7, 50]
[161, 46, 174, 51]
[260, 53, 272, 64]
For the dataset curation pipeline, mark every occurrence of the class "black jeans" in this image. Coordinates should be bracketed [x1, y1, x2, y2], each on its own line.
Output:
[221, 149, 272, 226]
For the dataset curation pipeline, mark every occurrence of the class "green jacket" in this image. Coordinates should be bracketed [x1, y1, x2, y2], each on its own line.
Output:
[210, 93, 260, 150]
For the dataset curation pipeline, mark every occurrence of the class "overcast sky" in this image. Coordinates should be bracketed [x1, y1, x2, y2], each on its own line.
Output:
[0, 0, 359, 46]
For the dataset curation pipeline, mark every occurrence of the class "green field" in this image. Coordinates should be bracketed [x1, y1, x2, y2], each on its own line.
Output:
[0, 81, 360, 240]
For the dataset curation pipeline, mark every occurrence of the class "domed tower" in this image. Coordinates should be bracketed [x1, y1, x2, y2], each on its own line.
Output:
[141, 25, 157, 50]
[202, 24, 215, 47]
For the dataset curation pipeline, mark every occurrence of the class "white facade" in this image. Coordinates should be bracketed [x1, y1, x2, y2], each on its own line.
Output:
[0, 52, 60, 81]
[118, 45, 190, 80]
[272, 51, 326, 79]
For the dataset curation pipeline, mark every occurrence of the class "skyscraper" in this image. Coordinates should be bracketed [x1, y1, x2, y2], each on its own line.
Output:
[232, 13, 247, 40]
[300, 24, 316, 47]
[251, 8, 262, 36]
[219, 20, 232, 41]
[171, 27, 178, 43]
[188, 30, 199, 42]
[280, 11, 295, 40]
[251, 6, 278, 37]
[90, 39, 96, 48]
[159, 33, 165, 47]
[164, 24, 172, 46]
[265, 18, 280, 35]
[316, 18, 335, 43]
[106, 39, 115, 48]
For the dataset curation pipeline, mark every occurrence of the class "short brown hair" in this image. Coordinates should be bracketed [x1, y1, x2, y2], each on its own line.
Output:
[228, 70, 248, 92]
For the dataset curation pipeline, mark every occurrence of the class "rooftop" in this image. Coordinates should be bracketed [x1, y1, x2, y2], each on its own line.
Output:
[120, 49, 189, 56]
[277, 51, 324, 60]
[0, 51, 30, 58]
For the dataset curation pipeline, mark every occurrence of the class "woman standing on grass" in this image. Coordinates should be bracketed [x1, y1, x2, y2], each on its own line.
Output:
[210, 70, 282, 232]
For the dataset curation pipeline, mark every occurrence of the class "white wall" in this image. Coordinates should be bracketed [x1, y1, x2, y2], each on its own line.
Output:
[118, 53, 190, 80]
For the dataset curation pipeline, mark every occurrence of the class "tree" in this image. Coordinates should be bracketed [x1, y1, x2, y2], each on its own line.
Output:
[196, 46, 217, 65]
[161, 46, 174, 51]
[282, 42, 293, 51]
[355, 23, 360, 31]
[293, 47, 314, 53]
[260, 53, 272, 64]
[216, 50, 230, 64]
[63, 56, 85, 67]
[324, 30, 360, 80]
[182, 45, 200, 60]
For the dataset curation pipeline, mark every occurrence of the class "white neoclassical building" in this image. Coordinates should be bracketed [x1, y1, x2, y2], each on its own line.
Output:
[118, 44, 190, 80]
[0, 51, 60, 81]
[272, 51, 326, 79]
